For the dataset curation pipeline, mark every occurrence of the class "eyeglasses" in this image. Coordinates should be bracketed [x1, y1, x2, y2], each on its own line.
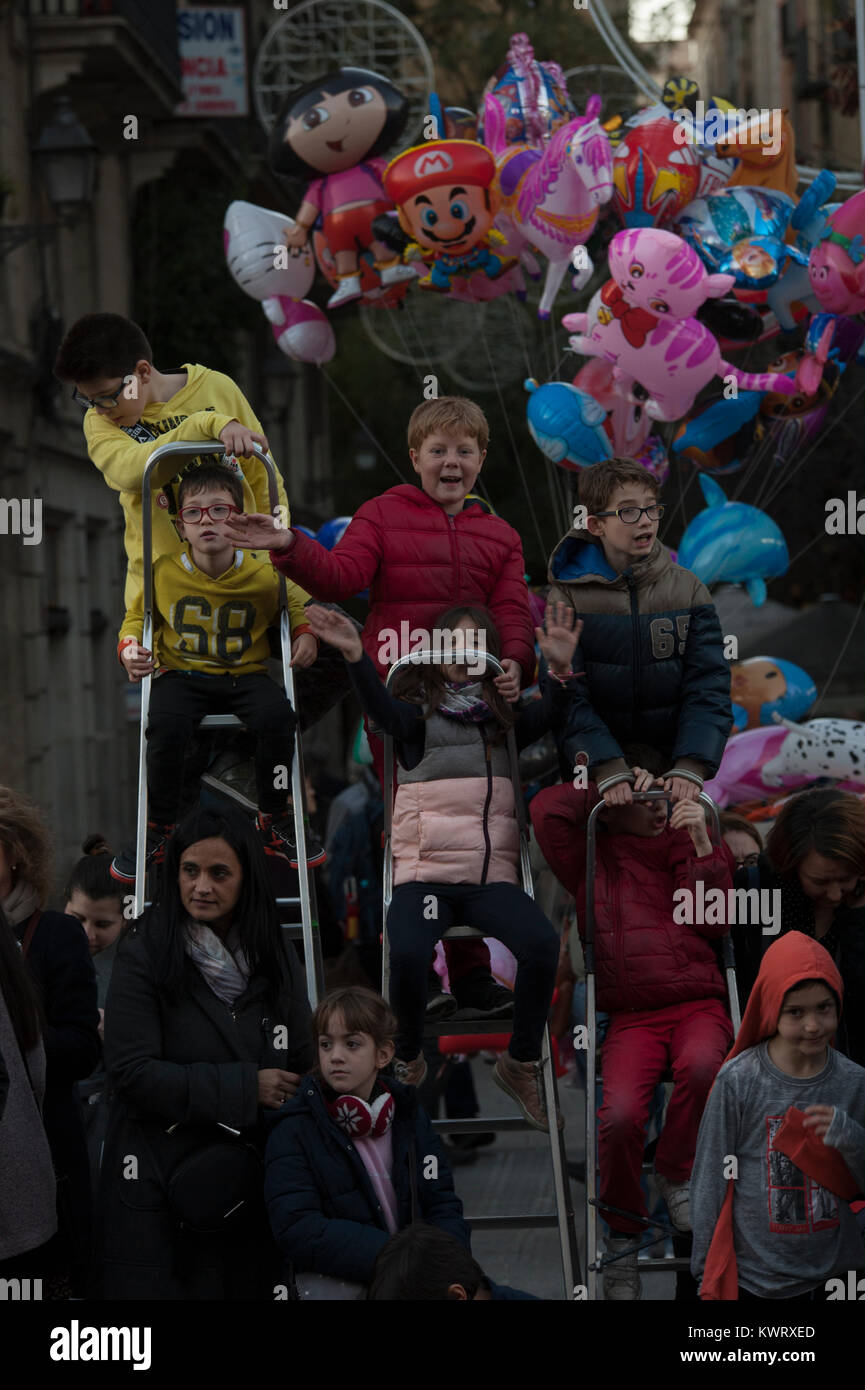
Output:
[593, 504, 665, 524]
[177, 504, 241, 524]
[733, 852, 760, 868]
[71, 374, 135, 411]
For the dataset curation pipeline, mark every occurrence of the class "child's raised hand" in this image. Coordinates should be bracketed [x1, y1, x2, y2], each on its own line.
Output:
[536, 602, 583, 676]
[290, 632, 318, 668]
[670, 799, 712, 855]
[802, 1104, 836, 1141]
[305, 604, 364, 662]
[222, 510, 293, 552]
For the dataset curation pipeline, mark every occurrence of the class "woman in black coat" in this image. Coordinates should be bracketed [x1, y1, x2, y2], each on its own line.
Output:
[731, 787, 865, 1064]
[0, 786, 99, 1297]
[94, 804, 313, 1300]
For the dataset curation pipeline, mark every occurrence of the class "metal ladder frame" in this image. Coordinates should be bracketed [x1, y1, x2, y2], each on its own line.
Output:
[131, 438, 323, 1005]
[380, 649, 581, 1298]
[583, 789, 741, 1299]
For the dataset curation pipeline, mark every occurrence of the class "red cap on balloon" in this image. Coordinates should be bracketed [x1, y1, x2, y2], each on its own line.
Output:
[383, 140, 496, 204]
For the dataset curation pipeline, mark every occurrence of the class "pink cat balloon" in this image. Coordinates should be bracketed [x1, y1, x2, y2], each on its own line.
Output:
[563, 227, 797, 421]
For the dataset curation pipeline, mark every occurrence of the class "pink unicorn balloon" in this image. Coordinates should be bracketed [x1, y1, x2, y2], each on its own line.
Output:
[563, 227, 797, 421]
[486, 92, 614, 319]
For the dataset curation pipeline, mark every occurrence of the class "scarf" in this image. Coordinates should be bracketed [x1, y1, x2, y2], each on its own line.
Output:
[2, 881, 40, 928]
[183, 920, 251, 1005]
[436, 680, 493, 724]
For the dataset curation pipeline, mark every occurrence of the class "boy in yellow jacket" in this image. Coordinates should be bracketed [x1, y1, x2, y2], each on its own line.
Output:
[112, 463, 323, 880]
[53, 313, 290, 610]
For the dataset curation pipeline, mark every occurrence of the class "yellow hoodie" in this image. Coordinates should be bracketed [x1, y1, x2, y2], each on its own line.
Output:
[83, 363, 290, 608]
[119, 547, 311, 676]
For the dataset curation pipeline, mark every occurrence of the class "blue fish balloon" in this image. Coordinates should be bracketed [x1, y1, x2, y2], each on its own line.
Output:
[676, 475, 788, 605]
[525, 378, 610, 471]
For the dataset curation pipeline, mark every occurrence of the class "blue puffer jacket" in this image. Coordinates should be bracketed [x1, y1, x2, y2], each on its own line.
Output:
[547, 530, 732, 784]
[264, 1073, 470, 1285]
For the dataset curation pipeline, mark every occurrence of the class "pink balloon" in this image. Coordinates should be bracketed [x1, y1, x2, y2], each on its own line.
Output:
[807, 188, 865, 316]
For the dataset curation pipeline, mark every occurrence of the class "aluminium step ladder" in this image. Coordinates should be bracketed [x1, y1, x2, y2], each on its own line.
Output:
[131, 438, 324, 1006]
[380, 649, 581, 1298]
[583, 789, 741, 1299]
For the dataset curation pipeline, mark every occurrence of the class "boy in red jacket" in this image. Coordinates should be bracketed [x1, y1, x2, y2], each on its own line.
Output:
[531, 763, 735, 1299]
[225, 397, 536, 1013]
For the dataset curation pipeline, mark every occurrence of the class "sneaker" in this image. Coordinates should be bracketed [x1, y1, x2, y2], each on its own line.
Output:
[201, 754, 258, 812]
[392, 1053, 428, 1087]
[377, 257, 418, 287]
[426, 976, 459, 1019]
[492, 1053, 563, 1133]
[257, 813, 327, 869]
[654, 1173, 692, 1232]
[327, 275, 362, 309]
[602, 1235, 642, 1301]
[452, 968, 514, 1020]
[110, 822, 174, 884]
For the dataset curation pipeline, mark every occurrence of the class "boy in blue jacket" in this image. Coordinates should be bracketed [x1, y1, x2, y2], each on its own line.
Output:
[264, 986, 469, 1290]
[546, 457, 732, 805]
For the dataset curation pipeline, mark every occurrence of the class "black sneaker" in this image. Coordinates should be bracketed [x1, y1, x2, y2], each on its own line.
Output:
[110, 822, 174, 885]
[257, 813, 327, 869]
[201, 753, 259, 811]
[426, 975, 459, 1019]
[452, 968, 514, 1020]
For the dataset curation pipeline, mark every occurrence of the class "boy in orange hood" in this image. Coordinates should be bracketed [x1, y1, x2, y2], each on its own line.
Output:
[690, 932, 865, 1299]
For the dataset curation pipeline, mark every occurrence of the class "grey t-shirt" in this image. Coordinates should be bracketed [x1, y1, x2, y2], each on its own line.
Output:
[691, 1043, 865, 1298]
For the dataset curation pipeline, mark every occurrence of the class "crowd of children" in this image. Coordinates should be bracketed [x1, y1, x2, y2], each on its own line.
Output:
[0, 311, 861, 1305]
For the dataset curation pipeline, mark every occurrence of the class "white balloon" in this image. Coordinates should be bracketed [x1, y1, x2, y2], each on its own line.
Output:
[223, 200, 316, 301]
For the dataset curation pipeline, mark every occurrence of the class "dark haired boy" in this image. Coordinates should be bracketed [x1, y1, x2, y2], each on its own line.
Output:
[367, 1223, 539, 1300]
[53, 313, 290, 610]
[691, 932, 865, 1300]
[112, 465, 320, 880]
[546, 456, 732, 805]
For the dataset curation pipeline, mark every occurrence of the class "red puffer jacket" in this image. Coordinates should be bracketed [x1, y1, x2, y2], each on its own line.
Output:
[531, 782, 733, 1013]
[271, 485, 536, 681]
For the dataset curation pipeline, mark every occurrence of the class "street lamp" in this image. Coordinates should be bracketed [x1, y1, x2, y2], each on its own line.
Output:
[0, 97, 98, 259]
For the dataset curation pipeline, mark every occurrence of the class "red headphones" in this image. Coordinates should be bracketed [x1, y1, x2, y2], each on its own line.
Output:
[326, 1090, 395, 1139]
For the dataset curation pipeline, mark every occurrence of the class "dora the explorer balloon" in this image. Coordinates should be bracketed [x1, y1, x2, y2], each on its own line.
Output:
[268, 67, 418, 309]
[382, 140, 517, 294]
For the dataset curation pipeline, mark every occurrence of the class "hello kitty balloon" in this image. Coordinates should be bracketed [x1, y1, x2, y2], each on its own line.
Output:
[563, 227, 796, 421]
[223, 200, 335, 365]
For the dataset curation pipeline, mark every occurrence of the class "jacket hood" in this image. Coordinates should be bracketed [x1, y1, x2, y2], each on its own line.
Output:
[727, 931, 844, 1062]
[138, 363, 210, 418]
[547, 528, 672, 588]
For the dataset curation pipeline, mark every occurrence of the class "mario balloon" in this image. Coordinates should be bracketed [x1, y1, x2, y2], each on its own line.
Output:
[382, 140, 518, 295]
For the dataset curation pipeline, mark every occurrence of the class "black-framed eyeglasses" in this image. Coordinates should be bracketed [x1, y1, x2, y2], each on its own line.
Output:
[177, 504, 241, 524]
[733, 852, 760, 869]
[71, 374, 135, 411]
[593, 504, 665, 524]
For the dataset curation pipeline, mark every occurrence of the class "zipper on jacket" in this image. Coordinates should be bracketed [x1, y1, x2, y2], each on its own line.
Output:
[479, 725, 493, 885]
[447, 512, 460, 595]
[626, 574, 640, 716]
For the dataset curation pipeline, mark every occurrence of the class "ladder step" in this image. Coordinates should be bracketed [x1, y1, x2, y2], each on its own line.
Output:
[463, 1214, 562, 1230]
[425, 1018, 515, 1036]
[637, 1258, 690, 1271]
[432, 1116, 531, 1133]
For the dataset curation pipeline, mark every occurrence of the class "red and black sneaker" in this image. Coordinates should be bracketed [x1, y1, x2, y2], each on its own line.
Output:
[110, 822, 174, 885]
[256, 813, 327, 870]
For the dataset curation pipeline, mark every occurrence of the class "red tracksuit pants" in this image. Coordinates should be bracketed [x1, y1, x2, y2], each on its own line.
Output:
[599, 997, 732, 1234]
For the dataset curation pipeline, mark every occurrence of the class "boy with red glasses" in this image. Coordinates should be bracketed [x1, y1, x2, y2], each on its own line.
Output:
[111, 465, 321, 879]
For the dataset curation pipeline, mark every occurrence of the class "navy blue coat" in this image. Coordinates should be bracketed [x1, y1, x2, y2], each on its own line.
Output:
[265, 1073, 470, 1285]
[547, 531, 732, 781]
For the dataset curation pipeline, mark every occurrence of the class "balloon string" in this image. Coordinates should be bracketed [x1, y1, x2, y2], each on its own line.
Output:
[319, 367, 409, 485]
[810, 586, 865, 715]
[760, 370, 865, 513]
[477, 310, 551, 563]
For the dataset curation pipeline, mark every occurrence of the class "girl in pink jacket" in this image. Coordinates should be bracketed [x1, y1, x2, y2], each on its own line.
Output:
[306, 600, 581, 1132]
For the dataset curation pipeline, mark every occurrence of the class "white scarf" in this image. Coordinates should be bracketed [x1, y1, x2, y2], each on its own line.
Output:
[2, 881, 40, 928]
[183, 920, 251, 1005]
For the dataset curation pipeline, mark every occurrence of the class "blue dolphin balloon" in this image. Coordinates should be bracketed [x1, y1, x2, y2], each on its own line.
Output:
[676, 475, 788, 605]
[525, 378, 610, 471]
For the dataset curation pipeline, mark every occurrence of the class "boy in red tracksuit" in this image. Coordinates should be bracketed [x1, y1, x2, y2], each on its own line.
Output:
[531, 765, 735, 1300]
[224, 396, 536, 1014]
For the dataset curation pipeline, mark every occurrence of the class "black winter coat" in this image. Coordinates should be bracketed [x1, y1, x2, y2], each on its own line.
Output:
[546, 530, 732, 782]
[265, 1073, 470, 1286]
[94, 918, 314, 1300]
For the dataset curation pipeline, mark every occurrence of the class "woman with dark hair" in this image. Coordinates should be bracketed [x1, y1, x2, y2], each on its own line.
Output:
[732, 788, 865, 1063]
[0, 785, 99, 1297]
[94, 803, 313, 1299]
[269, 66, 416, 309]
[0, 906, 57, 1277]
